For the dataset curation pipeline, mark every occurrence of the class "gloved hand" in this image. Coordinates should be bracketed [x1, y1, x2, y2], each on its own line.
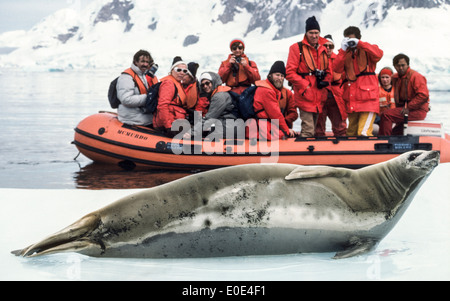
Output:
[347, 38, 359, 48]
[341, 37, 349, 51]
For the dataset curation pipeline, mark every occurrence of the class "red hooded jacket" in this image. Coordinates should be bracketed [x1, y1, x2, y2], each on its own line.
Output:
[333, 40, 383, 114]
[392, 67, 429, 112]
[218, 53, 261, 94]
[252, 79, 291, 140]
[286, 35, 332, 113]
[152, 75, 187, 130]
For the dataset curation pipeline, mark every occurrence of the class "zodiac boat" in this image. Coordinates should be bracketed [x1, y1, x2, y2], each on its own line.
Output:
[73, 112, 450, 170]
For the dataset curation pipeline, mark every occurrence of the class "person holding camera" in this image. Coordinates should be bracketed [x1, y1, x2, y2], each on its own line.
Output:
[218, 38, 261, 95]
[116, 49, 157, 127]
[333, 26, 383, 136]
[286, 16, 332, 137]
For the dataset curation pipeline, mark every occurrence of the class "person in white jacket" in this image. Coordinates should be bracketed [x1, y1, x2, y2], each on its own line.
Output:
[117, 50, 156, 126]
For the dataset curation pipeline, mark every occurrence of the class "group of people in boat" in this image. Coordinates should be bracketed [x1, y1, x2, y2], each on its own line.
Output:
[115, 16, 430, 141]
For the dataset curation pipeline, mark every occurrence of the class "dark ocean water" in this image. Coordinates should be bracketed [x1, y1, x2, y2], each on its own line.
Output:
[0, 69, 448, 189]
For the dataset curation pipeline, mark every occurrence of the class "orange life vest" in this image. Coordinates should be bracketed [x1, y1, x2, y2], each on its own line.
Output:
[255, 80, 289, 113]
[255, 80, 289, 115]
[297, 42, 329, 74]
[393, 69, 415, 105]
[145, 74, 159, 87]
[379, 86, 395, 112]
[123, 68, 147, 94]
[343, 49, 369, 82]
[212, 85, 232, 97]
[279, 88, 288, 114]
[332, 71, 342, 84]
[255, 79, 275, 90]
[393, 69, 430, 110]
[183, 82, 199, 109]
[225, 55, 250, 87]
[161, 75, 187, 106]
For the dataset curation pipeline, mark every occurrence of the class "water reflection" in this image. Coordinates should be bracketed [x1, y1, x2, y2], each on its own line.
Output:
[74, 162, 198, 189]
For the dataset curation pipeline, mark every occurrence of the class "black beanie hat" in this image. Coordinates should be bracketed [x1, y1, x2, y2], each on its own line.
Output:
[324, 34, 333, 43]
[269, 60, 286, 76]
[187, 62, 199, 78]
[305, 16, 320, 32]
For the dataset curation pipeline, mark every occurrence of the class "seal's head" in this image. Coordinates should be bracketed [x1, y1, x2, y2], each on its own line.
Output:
[382, 150, 439, 211]
[402, 150, 439, 172]
[383, 150, 439, 189]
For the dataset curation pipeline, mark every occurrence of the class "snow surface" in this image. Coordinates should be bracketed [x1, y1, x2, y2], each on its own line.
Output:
[1, 162, 449, 281]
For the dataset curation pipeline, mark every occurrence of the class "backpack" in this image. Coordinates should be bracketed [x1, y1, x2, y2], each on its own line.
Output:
[227, 91, 241, 119]
[235, 86, 261, 120]
[107, 69, 148, 109]
[107, 77, 121, 109]
[142, 82, 178, 114]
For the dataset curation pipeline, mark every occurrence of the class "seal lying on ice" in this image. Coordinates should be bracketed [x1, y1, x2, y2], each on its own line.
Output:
[13, 150, 439, 259]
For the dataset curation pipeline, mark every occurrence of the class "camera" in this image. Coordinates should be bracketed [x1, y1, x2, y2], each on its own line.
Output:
[314, 69, 329, 89]
[146, 63, 159, 78]
[347, 40, 356, 48]
[232, 57, 241, 77]
[314, 69, 326, 81]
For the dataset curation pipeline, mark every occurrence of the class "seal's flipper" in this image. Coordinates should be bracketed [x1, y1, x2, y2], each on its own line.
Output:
[11, 249, 23, 256]
[285, 166, 352, 180]
[12, 213, 100, 257]
[15, 240, 98, 257]
[333, 238, 379, 259]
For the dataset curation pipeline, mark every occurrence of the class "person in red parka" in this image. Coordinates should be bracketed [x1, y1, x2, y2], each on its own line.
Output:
[286, 16, 332, 137]
[333, 26, 383, 136]
[252, 61, 297, 141]
[153, 56, 198, 137]
[378, 53, 430, 136]
[315, 34, 347, 137]
[218, 38, 261, 95]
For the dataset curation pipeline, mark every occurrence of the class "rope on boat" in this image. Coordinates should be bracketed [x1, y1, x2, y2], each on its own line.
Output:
[73, 151, 81, 160]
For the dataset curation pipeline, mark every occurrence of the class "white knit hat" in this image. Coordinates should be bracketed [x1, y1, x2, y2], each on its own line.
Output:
[170, 56, 187, 71]
[324, 34, 334, 44]
[200, 72, 213, 82]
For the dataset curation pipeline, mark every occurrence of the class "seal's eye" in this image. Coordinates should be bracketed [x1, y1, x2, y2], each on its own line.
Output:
[408, 153, 420, 161]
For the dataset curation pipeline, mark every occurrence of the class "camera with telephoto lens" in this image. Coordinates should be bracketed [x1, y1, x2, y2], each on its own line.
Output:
[314, 69, 329, 89]
[146, 63, 159, 78]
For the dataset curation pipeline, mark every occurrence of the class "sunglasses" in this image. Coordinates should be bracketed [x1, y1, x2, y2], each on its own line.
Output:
[324, 44, 334, 49]
[232, 45, 244, 51]
[201, 81, 212, 87]
[175, 68, 188, 74]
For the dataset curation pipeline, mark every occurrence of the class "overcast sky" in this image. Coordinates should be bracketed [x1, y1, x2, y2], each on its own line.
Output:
[0, 0, 92, 34]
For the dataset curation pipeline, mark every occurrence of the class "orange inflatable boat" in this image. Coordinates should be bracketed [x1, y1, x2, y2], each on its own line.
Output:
[73, 112, 450, 170]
